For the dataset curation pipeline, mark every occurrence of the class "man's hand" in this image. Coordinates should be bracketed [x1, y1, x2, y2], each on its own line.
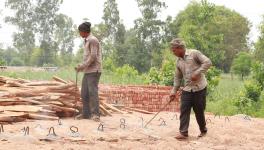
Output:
[169, 93, 176, 102]
[191, 73, 200, 81]
[75, 65, 82, 72]
[169, 91, 181, 103]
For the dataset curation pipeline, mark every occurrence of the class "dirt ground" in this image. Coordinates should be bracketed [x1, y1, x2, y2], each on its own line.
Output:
[0, 112, 264, 150]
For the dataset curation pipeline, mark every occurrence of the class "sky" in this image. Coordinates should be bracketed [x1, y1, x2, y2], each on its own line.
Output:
[0, 0, 263, 49]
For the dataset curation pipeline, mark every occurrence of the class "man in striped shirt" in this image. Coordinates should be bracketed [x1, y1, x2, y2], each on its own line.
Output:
[169, 38, 212, 140]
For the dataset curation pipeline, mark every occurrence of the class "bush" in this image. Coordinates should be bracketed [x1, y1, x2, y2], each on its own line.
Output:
[244, 80, 262, 102]
[231, 52, 252, 80]
[0, 59, 6, 65]
[160, 60, 175, 86]
[251, 61, 264, 90]
[144, 60, 175, 86]
[145, 67, 162, 84]
[103, 57, 116, 71]
[115, 64, 138, 77]
[206, 66, 221, 94]
[10, 58, 24, 66]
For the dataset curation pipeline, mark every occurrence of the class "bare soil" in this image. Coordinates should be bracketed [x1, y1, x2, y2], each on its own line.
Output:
[0, 112, 264, 150]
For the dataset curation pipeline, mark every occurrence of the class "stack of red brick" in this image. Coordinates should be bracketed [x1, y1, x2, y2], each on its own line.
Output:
[99, 85, 180, 112]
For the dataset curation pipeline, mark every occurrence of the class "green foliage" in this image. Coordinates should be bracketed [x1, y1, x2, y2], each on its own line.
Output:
[145, 67, 162, 84]
[231, 52, 252, 80]
[5, 0, 75, 66]
[116, 29, 149, 72]
[115, 64, 139, 78]
[243, 80, 262, 102]
[206, 66, 221, 94]
[103, 57, 116, 71]
[144, 53, 175, 86]
[10, 57, 24, 66]
[251, 61, 264, 90]
[101, 64, 145, 85]
[160, 60, 175, 86]
[0, 59, 6, 66]
[5, 0, 36, 65]
[231, 61, 264, 117]
[134, 0, 166, 69]
[168, 0, 250, 72]
[102, 0, 124, 43]
[30, 48, 43, 66]
[254, 15, 264, 64]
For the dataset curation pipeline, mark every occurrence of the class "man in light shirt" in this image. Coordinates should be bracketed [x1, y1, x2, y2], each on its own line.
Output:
[75, 22, 102, 122]
[169, 38, 212, 140]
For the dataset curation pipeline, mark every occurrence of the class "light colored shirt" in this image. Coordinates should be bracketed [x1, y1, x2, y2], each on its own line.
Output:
[79, 34, 102, 73]
[171, 49, 212, 94]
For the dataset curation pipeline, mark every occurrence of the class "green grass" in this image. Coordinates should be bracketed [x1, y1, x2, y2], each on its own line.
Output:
[206, 74, 264, 118]
[206, 74, 244, 116]
[0, 68, 145, 85]
[2, 70, 264, 117]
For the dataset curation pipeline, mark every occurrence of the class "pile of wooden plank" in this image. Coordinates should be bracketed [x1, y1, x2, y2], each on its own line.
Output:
[0, 76, 153, 124]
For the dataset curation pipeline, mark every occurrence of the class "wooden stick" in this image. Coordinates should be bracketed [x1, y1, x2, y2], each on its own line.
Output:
[100, 101, 126, 114]
[28, 113, 59, 120]
[53, 76, 68, 84]
[99, 105, 112, 116]
[124, 107, 154, 114]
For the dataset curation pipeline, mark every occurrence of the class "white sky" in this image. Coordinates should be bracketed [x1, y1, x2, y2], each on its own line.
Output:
[0, 0, 263, 49]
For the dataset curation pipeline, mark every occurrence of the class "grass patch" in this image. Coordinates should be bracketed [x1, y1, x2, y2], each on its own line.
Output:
[0, 68, 145, 85]
[206, 74, 244, 115]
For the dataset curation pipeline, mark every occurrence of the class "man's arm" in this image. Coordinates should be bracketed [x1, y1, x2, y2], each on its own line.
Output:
[79, 39, 99, 69]
[171, 66, 183, 95]
[193, 50, 212, 75]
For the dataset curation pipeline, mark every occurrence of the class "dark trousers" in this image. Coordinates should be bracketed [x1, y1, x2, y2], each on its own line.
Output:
[81, 72, 101, 118]
[179, 87, 207, 135]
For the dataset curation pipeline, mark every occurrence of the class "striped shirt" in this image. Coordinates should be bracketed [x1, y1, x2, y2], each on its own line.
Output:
[171, 49, 212, 94]
[79, 34, 102, 73]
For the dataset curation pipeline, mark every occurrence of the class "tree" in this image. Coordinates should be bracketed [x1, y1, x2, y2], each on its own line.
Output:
[102, 0, 126, 65]
[231, 52, 252, 80]
[254, 15, 264, 64]
[5, 0, 36, 65]
[167, 0, 250, 72]
[54, 14, 76, 65]
[134, 0, 166, 70]
[5, 0, 74, 66]
[102, 0, 124, 43]
[34, 0, 63, 66]
[251, 62, 264, 90]
[1, 47, 19, 65]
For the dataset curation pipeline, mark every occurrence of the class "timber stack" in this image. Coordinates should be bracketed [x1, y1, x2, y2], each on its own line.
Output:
[0, 76, 152, 124]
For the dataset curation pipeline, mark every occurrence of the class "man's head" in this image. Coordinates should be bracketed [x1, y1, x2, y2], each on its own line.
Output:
[78, 22, 91, 38]
[170, 38, 186, 58]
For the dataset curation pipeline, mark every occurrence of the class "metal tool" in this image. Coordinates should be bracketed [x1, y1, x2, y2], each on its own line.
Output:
[22, 126, 29, 136]
[144, 82, 191, 128]
[158, 118, 166, 126]
[98, 123, 104, 131]
[69, 126, 80, 137]
[0, 124, 4, 133]
[120, 118, 126, 129]
[74, 71, 78, 119]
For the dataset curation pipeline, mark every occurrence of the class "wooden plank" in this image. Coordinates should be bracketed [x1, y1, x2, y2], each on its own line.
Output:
[124, 107, 154, 114]
[53, 76, 68, 84]
[100, 101, 126, 114]
[99, 105, 112, 116]
[0, 105, 43, 113]
[5, 80, 27, 87]
[47, 101, 64, 106]
[24, 81, 62, 86]
[28, 113, 59, 120]
[0, 111, 28, 122]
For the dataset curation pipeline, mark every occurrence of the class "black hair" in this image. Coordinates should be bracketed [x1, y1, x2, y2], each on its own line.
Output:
[78, 22, 91, 33]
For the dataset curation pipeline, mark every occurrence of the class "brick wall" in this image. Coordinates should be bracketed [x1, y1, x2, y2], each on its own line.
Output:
[99, 85, 180, 112]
